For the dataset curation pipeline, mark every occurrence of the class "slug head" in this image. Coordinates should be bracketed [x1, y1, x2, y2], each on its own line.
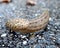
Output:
[6, 18, 29, 32]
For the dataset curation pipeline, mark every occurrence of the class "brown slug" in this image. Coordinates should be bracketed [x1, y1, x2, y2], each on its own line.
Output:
[26, 0, 36, 6]
[6, 10, 49, 33]
[0, 0, 11, 3]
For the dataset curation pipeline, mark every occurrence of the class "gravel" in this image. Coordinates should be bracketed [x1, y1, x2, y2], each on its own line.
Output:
[0, 0, 60, 48]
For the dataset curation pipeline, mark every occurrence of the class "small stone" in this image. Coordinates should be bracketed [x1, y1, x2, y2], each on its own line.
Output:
[38, 36, 42, 39]
[1, 33, 7, 37]
[49, 17, 53, 21]
[17, 42, 22, 47]
[33, 44, 37, 48]
[23, 41, 27, 45]
[22, 36, 26, 38]
[2, 44, 5, 47]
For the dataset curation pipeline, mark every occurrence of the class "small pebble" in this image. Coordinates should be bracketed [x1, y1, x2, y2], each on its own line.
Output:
[1, 33, 7, 37]
[23, 41, 27, 45]
[22, 36, 26, 38]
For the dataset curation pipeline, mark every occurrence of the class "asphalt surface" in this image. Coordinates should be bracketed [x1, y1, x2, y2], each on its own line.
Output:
[0, 0, 60, 48]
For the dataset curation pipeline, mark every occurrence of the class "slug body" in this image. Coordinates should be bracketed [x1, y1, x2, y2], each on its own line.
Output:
[0, 0, 11, 3]
[6, 10, 49, 33]
[26, 0, 36, 6]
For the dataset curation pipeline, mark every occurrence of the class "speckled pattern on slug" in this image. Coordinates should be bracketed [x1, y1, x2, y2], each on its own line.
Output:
[6, 10, 49, 33]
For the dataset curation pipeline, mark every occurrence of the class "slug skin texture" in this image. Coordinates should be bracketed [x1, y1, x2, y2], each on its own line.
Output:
[6, 10, 49, 33]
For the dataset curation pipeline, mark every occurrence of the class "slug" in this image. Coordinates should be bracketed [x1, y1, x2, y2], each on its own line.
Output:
[0, 0, 11, 3]
[26, 0, 36, 6]
[6, 10, 49, 33]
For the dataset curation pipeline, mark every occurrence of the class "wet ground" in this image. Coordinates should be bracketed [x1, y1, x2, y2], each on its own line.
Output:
[0, 0, 60, 48]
